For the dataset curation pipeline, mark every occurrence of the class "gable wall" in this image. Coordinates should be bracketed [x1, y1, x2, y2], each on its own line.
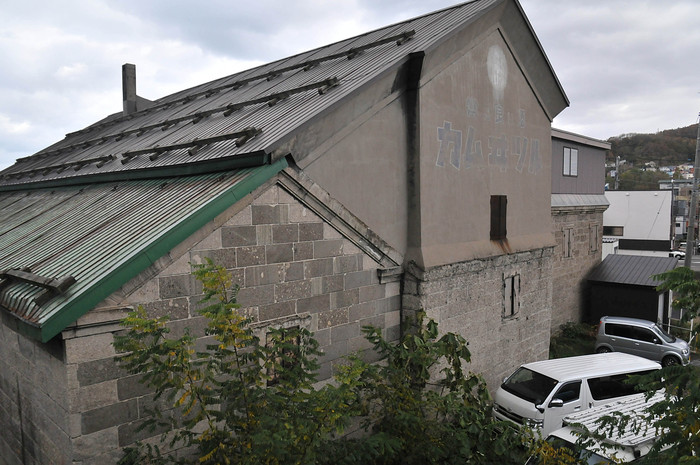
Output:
[53, 178, 401, 461]
[398, 24, 555, 388]
[416, 29, 554, 268]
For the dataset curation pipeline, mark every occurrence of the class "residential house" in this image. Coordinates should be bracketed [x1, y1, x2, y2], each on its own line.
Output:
[0, 0, 568, 462]
[550, 129, 609, 330]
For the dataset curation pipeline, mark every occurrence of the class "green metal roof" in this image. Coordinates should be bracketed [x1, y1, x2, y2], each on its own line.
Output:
[0, 158, 287, 342]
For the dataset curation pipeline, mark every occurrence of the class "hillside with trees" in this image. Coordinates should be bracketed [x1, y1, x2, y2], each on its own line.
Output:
[608, 124, 697, 167]
[607, 123, 698, 190]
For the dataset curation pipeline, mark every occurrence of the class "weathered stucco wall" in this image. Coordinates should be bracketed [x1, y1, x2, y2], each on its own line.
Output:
[415, 30, 554, 269]
[300, 79, 410, 257]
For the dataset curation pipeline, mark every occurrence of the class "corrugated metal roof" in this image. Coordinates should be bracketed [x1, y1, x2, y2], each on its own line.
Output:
[587, 254, 678, 287]
[0, 0, 568, 340]
[551, 194, 609, 208]
[0, 159, 287, 342]
[0, 0, 556, 190]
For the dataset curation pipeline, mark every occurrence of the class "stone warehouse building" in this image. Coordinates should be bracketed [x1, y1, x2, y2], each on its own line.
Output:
[0, 0, 568, 463]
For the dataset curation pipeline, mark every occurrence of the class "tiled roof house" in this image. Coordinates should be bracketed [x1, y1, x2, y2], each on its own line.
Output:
[0, 0, 568, 462]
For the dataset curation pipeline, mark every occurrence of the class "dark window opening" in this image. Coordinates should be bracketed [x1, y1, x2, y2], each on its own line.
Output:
[603, 226, 623, 236]
[491, 195, 507, 240]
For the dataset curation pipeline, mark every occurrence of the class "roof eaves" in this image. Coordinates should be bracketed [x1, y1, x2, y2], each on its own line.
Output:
[25, 157, 288, 342]
[0, 151, 270, 193]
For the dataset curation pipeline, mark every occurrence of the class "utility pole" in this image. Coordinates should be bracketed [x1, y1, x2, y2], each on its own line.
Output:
[684, 115, 700, 267]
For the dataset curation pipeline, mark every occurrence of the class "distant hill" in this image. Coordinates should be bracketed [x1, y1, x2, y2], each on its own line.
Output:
[607, 124, 698, 167]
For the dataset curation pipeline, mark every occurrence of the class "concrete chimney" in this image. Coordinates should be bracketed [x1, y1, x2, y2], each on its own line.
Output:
[122, 63, 137, 116]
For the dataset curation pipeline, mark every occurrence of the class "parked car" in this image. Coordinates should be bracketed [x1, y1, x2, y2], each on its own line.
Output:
[595, 316, 690, 367]
[526, 391, 664, 464]
[493, 353, 660, 436]
[669, 249, 685, 259]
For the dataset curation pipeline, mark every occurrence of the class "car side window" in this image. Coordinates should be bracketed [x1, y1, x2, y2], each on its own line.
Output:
[606, 323, 632, 338]
[587, 373, 646, 401]
[633, 328, 657, 343]
[552, 381, 581, 403]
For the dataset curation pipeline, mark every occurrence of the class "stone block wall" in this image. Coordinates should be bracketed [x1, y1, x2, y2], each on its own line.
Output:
[0, 314, 72, 465]
[551, 207, 605, 332]
[404, 248, 554, 390]
[56, 181, 402, 461]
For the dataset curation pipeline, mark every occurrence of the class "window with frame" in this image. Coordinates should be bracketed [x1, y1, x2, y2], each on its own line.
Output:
[563, 147, 578, 176]
[503, 273, 520, 319]
[563, 227, 573, 258]
[552, 381, 581, 404]
[490, 195, 507, 240]
[589, 224, 599, 253]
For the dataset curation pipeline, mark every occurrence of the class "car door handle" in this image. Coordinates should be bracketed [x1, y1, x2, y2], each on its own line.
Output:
[574, 406, 581, 411]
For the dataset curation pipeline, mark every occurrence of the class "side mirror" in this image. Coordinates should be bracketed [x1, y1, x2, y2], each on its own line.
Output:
[548, 399, 564, 408]
[653, 338, 661, 344]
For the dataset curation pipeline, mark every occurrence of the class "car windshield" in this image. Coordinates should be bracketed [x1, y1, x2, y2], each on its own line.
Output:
[654, 324, 675, 343]
[501, 367, 558, 405]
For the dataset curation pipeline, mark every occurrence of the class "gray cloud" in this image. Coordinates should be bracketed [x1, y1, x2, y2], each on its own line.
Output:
[1, 0, 698, 170]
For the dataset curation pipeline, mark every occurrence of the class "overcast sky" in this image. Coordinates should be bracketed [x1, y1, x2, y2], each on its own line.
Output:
[1, 0, 699, 171]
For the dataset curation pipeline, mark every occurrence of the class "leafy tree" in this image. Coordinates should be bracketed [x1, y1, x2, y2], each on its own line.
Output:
[320, 316, 534, 465]
[114, 259, 533, 464]
[115, 258, 355, 465]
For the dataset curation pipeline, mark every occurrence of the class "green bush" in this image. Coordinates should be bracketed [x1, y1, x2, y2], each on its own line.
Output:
[115, 258, 535, 464]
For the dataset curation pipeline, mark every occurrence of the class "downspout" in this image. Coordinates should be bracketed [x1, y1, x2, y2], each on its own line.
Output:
[401, 51, 425, 335]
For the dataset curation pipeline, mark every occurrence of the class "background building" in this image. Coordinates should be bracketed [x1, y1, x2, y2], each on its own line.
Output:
[603, 190, 673, 256]
[550, 128, 609, 330]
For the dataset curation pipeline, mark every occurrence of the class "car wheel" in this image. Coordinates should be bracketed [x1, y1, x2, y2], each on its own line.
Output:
[596, 347, 611, 354]
[662, 356, 679, 367]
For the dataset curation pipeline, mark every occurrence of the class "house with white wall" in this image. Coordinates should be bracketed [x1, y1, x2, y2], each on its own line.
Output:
[603, 191, 672, 257]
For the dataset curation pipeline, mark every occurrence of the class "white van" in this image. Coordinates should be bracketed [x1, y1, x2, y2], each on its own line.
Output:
[493, 353, 660, 436]
[527, 392, 664, 464]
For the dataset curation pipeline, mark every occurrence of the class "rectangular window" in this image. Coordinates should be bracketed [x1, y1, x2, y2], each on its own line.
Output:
[503, 273, 520, 319]
[490, 195, 507, 240]
[563, 228, 573, 258]
[589, 224, 599, 253]
[563, 147, 578, 176]
[603, 226, 624, 236]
